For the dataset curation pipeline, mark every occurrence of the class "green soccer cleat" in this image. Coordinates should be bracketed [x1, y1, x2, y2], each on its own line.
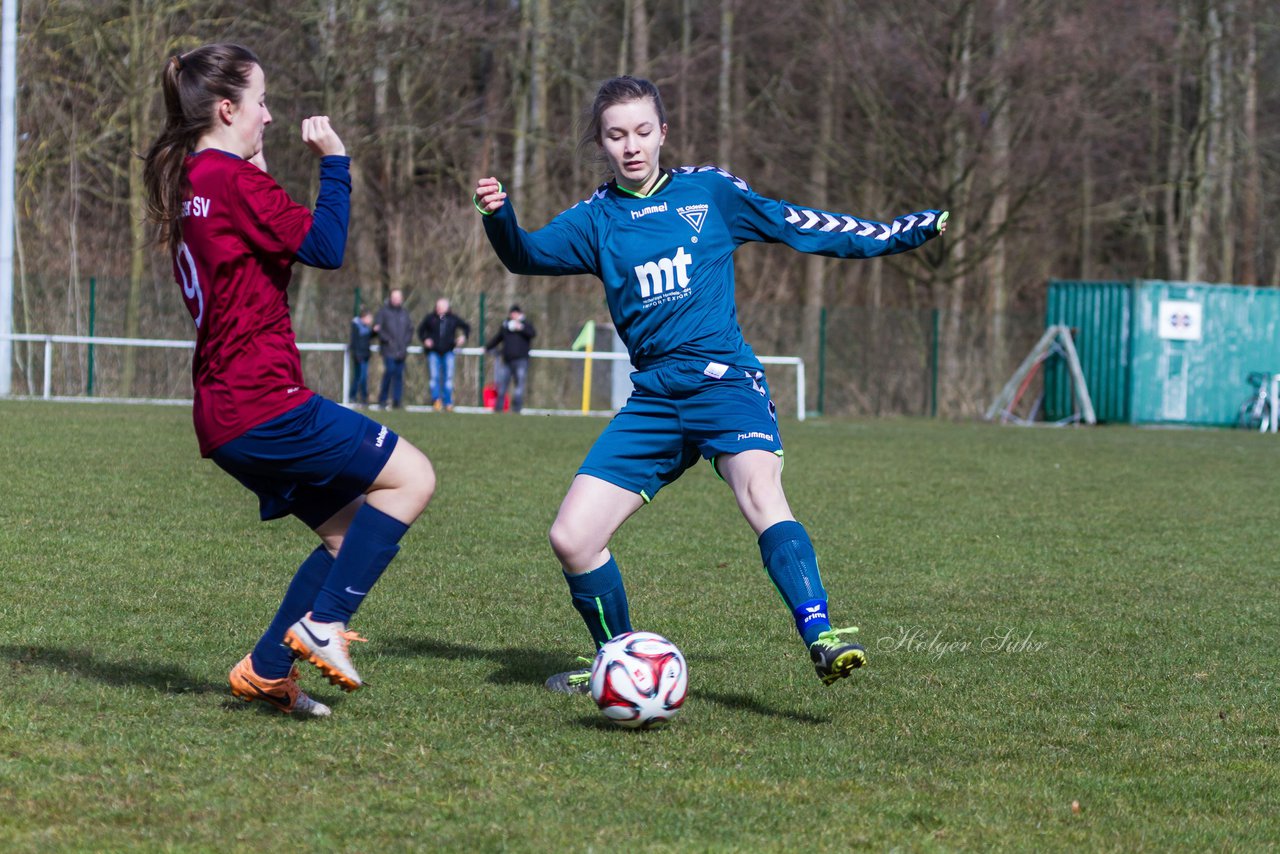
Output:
[544, 656, 593, 694]
[808, 627, 866, 685]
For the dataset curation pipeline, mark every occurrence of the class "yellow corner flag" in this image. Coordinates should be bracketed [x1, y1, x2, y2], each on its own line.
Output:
[571, 320, 596, 351]
[572, 320, 596, 412]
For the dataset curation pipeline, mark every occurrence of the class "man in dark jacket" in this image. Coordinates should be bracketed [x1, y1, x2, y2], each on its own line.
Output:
[485, 304, 536, 413]
[348, 309, 374, 406]
[373, 289, 413, 409]
[417, 298, 471, 411]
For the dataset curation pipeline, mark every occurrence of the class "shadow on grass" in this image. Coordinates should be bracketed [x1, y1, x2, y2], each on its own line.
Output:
[379, 636, 574, 687]
[0, 643, 223, 695]
[0, 643, 343, 718]
[691, 688, 827, 725]
[380, 636, 828, 724]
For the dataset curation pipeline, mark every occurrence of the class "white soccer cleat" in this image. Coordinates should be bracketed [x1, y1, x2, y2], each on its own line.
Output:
[284, 612, 368, 692]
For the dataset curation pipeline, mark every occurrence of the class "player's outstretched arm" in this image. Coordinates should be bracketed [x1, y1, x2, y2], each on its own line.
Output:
[716, 170, 948, 259]
[471, 176, 596, 277]
[753, 196, 948, 258]
[294, 116, 351, 270]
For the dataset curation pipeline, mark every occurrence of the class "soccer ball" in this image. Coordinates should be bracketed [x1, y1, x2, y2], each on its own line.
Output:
[590, 631, 688, 729]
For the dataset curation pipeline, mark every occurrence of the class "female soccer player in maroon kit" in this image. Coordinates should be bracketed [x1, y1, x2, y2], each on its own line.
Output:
[143, 44, 434, 717]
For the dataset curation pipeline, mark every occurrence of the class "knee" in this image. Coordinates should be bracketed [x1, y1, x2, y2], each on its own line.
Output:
[409, 455, 436, 512]
[547, 520, 572, 563]
[548, 518, 587, 567]
[388, 444, 436, 516]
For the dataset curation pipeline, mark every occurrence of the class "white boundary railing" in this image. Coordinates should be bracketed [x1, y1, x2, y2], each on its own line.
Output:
[1, 333, 806, 420]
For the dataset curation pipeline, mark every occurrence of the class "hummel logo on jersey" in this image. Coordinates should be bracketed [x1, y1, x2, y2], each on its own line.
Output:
[635, 247, 694, 298]
[737, 431, 774, 442]
[677, 204, 708, 233]
[630, 201, 668, 220]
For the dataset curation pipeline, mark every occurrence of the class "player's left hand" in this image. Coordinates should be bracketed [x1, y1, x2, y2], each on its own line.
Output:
[937, 211, 950, 234]
[301, 116, 346, 158]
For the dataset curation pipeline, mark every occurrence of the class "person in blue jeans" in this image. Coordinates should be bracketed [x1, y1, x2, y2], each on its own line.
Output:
[373, 288, 413, 409]
[417, 298, 471, 411]
[348, 309, 373, 405]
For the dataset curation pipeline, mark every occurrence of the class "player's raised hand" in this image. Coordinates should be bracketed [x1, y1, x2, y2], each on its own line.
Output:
[301, 116, 346, 158]
[473, 177, 507, 214]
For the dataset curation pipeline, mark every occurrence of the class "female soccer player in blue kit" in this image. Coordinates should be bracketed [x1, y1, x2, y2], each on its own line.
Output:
[474, 76, 948, 693]
[143, 44, 435, 716]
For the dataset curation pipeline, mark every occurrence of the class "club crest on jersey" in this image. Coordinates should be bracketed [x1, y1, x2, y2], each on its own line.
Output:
[677, 204, 709, 233]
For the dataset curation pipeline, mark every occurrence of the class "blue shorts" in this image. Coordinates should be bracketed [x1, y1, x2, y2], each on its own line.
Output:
[211, 396, 399, 529]
[579, 360, 782, 502]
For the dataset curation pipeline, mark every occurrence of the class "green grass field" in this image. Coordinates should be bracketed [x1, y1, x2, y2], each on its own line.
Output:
[1, 400, 1276, 851]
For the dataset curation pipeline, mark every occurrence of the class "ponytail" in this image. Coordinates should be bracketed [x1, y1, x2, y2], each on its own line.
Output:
[142, 44, 259, 254]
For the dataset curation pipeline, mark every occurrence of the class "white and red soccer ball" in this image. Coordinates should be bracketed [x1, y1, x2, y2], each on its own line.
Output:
[590, 631, 688, 729]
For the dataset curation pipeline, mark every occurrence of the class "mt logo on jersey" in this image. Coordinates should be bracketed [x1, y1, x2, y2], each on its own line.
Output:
[635, 247, 694, 299]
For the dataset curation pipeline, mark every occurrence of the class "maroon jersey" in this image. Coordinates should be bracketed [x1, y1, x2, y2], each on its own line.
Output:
[175, 150, 314, 456]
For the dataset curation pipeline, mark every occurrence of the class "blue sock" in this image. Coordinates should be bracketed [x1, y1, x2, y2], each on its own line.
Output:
[251, 545, 334, 679]
[759, 520, 832, 646]
[565, 556, 632, 650]
[310, 503, 410, 625]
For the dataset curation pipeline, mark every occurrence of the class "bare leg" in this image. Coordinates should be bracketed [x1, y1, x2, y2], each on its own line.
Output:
[716, 449, 794, 535]
[548, 474, 645, 574]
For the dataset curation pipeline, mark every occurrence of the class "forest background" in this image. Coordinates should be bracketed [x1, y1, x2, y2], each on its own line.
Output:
[9, 0, 1278, 415]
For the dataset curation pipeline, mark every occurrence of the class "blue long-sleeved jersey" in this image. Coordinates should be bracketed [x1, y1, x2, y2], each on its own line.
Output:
[483, 166, 944, 371]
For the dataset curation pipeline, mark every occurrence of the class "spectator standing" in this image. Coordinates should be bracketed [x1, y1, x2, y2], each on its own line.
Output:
[417, 298, 471, 411]
[485, 304, 536, 413]
[373, 288, 413, 409]
[348, 309, 373, 405]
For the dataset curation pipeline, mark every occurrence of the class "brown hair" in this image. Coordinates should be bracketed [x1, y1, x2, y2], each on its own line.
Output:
[141, 44, 260, 253]
[578, 75, 667, 159]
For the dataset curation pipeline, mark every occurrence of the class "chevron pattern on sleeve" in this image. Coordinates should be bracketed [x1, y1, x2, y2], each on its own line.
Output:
[580, 182, 612, 206]
[676, 165, 751, 193]
[782, 207, 937, 240]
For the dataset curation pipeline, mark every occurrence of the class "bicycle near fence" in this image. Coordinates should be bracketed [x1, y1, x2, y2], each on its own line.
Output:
[1237, 371, 1279, 433]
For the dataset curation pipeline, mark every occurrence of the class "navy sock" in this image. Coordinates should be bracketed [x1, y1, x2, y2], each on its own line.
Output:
[565, 556, 632, 650]
[758, 520, 832, 646]
[310, 503, 410, 625]
[251, 545, 334, 679]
